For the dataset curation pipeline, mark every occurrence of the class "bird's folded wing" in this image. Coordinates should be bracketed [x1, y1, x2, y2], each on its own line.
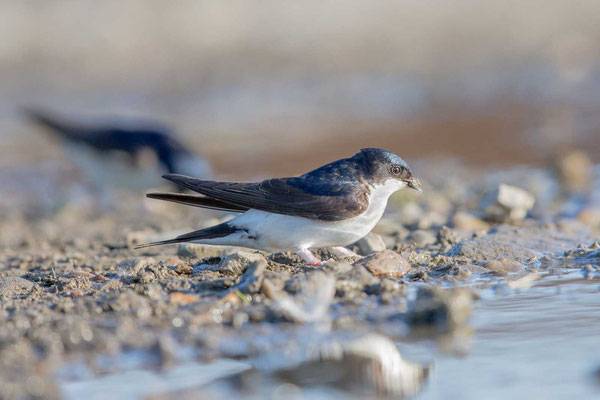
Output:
[161, 174, 368, 221]
[146, 192, 248, 212]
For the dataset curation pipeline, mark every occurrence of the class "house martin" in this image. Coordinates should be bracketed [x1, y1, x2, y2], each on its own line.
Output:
[139, 148, 421, 265]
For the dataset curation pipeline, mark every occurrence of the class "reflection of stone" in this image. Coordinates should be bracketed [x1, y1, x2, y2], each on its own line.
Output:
[408, 287, 474, 331]
[407, 287, 475, 355]
[274, 333, 430, 398]
[216, 332, 430, 398]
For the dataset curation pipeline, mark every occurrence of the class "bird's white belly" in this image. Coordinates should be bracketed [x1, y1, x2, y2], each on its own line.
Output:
[198, 179, 404, 252]
[234, 210, 377, 251]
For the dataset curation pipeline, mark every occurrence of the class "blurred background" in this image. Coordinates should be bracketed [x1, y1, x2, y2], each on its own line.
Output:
[2, 0, 600, 178]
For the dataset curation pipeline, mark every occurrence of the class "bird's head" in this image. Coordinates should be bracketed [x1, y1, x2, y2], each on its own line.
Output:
[357, 148, 422, 191]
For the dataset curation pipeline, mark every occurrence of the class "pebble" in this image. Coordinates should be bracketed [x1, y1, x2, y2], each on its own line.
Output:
[218, 251, 267, 275]
[481, 260, 523, 275]
[482, 184, 536, 222]
[554, 149, 592, 193]
[452, 211, 490, 231]
[577, 207, 600, 228]
[354, 250, 411, 278]
[230, 258, 266, 294]
[169, 292, 199, 305]
[398, 203, 423, 225]
[320, 260, 354, 275]
[355, 233, 387, 255]
[408, 230, 437, 247]
[417, 211, 447, 230]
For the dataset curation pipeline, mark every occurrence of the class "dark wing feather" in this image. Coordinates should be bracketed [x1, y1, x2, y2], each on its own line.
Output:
[161, 174, 368, 221]
[146, 192, 248, 212]
[135, 222, 240, 248]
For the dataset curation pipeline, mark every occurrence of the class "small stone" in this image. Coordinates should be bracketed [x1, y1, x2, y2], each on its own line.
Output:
[261, 271, 289, 292]
[354, 250, 411, 278]
[108, 292, 153, 319]
[577, 208, 600, 228]
[232, 312, 249, 328]
[373, 219, 405, 236]
[482, 260, 522, 275]
[452, 212, 490, 231]
[581, 264, 596, 280]
[437, 226, 464, 250]
[132, 257, 156, 274]
[220, 291, 242, 305]
[554, 149, 592, 193]
[320, 260, 354, 275]
[409, 230, 437, 247]
[92, 274, 107, 283]
[261, 279, 283, 300]
[218, 251, 267, 275]
[100, 279, 123, 292]
[174, 264, 194, 275]
[138, 283, 166, 301]
[230, 258, 266, 294]
[355, 233, 387, 255]
[169, 292, 199, 305]
[417, 211, 447, 230]
[482, 184, 535, 223]
[0, 277, 34, 297]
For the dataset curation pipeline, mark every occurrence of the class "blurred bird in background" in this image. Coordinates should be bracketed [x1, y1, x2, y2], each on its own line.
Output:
[23, 108, 212, 191]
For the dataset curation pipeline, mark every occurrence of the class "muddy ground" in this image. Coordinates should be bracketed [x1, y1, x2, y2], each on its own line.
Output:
[1, 152, 600, 399]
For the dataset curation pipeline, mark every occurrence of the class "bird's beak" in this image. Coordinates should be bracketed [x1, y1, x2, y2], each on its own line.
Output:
[406, 177, 423, 192]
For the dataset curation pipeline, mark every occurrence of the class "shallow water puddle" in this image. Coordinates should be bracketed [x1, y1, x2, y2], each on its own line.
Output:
[61, 358, 251, 400]
[408, 272, 600, 400]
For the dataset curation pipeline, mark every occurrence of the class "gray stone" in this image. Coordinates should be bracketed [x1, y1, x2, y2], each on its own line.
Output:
[554, 149, 592, 193]
[231, 258, 266, 294]
[452, 212, 490, 231]
[320, 260, 354, 275]
[355, 233, 387, 255]
[218, 251, 267, 275]
[482, 184, 535, 222]
[409, 230, 437, 247]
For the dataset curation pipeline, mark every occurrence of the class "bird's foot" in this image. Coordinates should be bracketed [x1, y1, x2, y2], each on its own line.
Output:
[331, 246, 360, 259]
[296, 248, 323, 266]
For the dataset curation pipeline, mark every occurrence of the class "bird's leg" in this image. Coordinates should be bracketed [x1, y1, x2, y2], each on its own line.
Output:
[331, 246, 359, 259]
[296, 247, 322, 266]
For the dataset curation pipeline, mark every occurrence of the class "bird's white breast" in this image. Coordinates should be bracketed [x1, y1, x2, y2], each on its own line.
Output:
[210, 179, 405, 251]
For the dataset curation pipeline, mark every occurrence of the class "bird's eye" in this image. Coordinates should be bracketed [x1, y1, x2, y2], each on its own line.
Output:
[390, 165, 404, 176]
